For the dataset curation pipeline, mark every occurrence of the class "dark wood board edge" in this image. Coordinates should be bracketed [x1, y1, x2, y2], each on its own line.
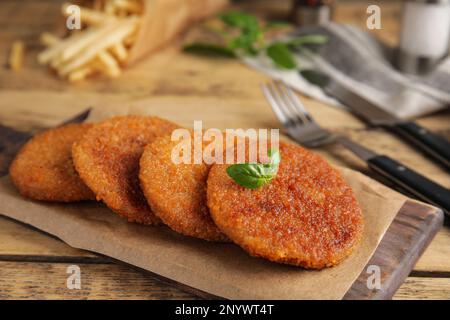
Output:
[0, 109, 91, 176]
[343, 200, 444, 300]
[0, 124, 32, 176]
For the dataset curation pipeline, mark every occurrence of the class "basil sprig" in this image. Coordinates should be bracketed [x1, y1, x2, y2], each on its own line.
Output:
[183, 11, 328, 70]
[266, 42, 297, 69]
[226, 149, 281, 189]
[183, 43, 236, 57]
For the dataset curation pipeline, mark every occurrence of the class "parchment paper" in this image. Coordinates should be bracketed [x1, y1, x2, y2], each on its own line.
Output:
[0, 107, 408, 299]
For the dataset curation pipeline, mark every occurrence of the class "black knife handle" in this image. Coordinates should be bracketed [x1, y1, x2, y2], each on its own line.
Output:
[392, 122, 450, 171]
[368, 155, 450, 216]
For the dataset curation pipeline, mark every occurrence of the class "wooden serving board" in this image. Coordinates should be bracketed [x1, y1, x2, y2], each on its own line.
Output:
[343, 200, 443, 299]
[0, 122, 444, 300]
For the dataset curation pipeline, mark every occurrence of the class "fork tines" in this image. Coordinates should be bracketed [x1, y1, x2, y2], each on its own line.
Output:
[261, 80, 312, 127]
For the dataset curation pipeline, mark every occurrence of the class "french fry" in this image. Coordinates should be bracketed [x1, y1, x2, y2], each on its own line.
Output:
[51, 53, 71, 69]
[38, 31, 85, 65]
[68, 65, 96, 82]
[58, 17, 138, 76]
[97, 51, 121, 78]
[39, 0, 145, 82]
[39, 33, 65, 68]
[60, 22, 117, 61]
[110, 42, 128, 62]
[123, 31, 138, 47]
[9, 41, 25, 71]
[40, 33, 60, 46]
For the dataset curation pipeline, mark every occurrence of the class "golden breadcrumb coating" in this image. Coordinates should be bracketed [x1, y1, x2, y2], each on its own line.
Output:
[10, 123, 95, 202]
[72, 116, 179, 225]
[207, 141, 364, 269]
[140, 134, 228, 241]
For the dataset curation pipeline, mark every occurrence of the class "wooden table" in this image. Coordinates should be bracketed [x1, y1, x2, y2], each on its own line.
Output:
[0, 0, 449, 300]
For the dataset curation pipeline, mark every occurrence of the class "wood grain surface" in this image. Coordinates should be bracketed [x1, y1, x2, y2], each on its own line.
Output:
[343, 201, 443, 300]
[0, 0, 449, 300]
[1, 261, 450, 300]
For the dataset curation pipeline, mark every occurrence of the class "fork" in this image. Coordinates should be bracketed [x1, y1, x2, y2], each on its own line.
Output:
[261, 80, 450, 216]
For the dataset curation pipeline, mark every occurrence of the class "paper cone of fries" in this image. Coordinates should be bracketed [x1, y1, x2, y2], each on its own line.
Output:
[128, 0, 229, 64]
[38, 0, 228, 81]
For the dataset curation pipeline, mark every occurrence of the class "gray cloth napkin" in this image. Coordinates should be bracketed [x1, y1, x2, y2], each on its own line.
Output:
[244, 23, 450, 119]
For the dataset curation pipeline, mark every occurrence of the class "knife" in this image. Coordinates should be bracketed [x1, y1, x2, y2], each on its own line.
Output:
[300, 70, 450, 171]
[0, 108, 91, 177]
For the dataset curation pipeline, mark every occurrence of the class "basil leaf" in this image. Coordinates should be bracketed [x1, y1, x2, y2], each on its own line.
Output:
[228, 36, 259, 55]
[220, 11, 259, 30]
[220, 11, 262, 55]
[266, 42, 297, 69]
[287, 35, 329, 47]
[226, 164, 271, 189]
[226, 149, 281, 189]
[184, 13, 327, 71]
[267, 149, 280, 171]
[228, 35, 253, 50]
[300, 69, 330, 88]
[268, 149, 280, 166]
[262, 149, 280, 176]
[183, 43, 236, 58]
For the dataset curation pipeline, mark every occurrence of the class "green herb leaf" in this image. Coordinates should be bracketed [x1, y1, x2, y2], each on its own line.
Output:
[226, 149, 281, 189]
[228, 35, 259, 55]
[264, 21, 291, 31]
[287, 35, 329, 47]
[184, 10, 327, 70]
[300, 69, 330, 88]
[183, 43, 236, 57]
[226, 164, 272, 189]
[220, 11, 262, 55]
[220, 11, 259, 30]
[266, 42, 297, 69]
[268, 148, 280, 167]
